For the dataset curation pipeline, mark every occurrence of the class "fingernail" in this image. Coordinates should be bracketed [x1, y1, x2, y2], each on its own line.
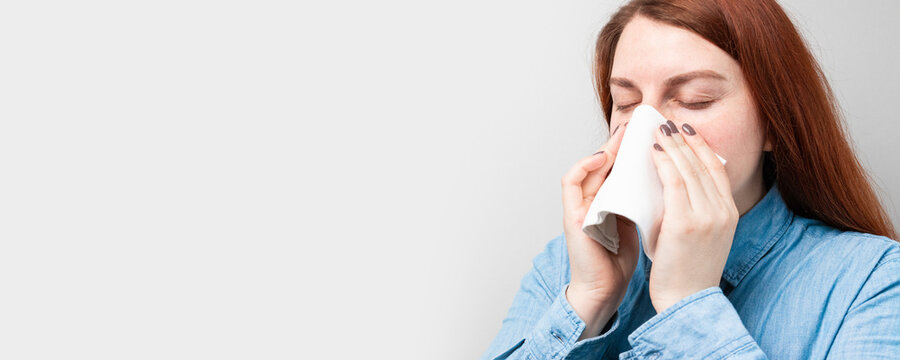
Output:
[659, 124, 671, 136]
[593, 150, 605, 155]
[611, 124, 621, 135]
[666, 120, 679, 134]
[682, 123, 696, 136]
[653, 143, 663, 151]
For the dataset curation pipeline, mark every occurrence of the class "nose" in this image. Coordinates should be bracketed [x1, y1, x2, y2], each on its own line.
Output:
[640, 102, 677, 124]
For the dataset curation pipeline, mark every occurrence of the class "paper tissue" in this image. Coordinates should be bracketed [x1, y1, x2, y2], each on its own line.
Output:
[581, 105, 726, 261]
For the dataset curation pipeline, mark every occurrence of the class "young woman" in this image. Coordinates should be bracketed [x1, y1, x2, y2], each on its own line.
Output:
[482, 1, 899, 359]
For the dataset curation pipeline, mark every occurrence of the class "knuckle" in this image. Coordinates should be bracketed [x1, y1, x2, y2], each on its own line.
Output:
[696, 164, 709, 175]
[665, 175, 683, 188]
[681, 222, 698, 235]
[688, 168, 699, 179]
[696, 217, 714, 232]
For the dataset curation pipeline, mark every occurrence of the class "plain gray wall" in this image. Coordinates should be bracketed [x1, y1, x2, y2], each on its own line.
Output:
[0, 1, 896, 359]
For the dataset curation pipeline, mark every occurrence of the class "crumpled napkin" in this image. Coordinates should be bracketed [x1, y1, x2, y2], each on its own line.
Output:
[581, 105, 726, 261]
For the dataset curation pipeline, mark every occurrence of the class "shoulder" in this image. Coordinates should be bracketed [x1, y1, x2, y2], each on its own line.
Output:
[789, 216, 900, 283]
[805, 224, 900, 310]
[796, 216, 899, 259]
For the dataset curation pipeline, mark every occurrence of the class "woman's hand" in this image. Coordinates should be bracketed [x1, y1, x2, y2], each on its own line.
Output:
[648, 120, 739, 313]
[561, 122, 640, 338]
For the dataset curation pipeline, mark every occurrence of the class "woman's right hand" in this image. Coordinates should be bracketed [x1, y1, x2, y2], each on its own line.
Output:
[560, 122, 640, 338]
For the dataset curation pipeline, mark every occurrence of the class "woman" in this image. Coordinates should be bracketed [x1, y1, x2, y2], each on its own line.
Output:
[482, 0, 899, 359]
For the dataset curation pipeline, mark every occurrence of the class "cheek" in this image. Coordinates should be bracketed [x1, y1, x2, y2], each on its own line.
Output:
[697, 114, 764, 189]
[703, 122, 751, 154]
[683, 96, 762, 160]
[673, 111, 733, 155]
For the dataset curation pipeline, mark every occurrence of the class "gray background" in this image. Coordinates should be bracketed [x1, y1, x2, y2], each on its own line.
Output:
[0, 0, 896, 359]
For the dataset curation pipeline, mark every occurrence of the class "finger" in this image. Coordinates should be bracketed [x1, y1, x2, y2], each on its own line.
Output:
[650, 141, 691, 215]
[664, 119, 721, 206]
[603, 121, 630, 159]
[582, 121, 630, 198]
[655, 122, 709, 211]
[562, 151, 608, 219]
[679, 122, 735, 206]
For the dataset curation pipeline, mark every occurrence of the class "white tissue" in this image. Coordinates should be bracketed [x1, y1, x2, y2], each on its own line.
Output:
[581, 105, 726, 261]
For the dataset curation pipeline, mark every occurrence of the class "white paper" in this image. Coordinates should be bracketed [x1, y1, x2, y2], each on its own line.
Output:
[581, 105, 726, 261]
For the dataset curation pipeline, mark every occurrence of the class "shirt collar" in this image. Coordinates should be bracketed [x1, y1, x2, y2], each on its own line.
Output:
[723, 182, 793, 287]
[641, 182, 794, 288]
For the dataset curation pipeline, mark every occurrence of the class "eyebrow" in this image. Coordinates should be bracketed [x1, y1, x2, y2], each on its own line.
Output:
[610, 70, 727, 89]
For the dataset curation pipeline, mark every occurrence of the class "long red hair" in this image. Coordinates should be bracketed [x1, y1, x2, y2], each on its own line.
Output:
[593, 0, 897, 240]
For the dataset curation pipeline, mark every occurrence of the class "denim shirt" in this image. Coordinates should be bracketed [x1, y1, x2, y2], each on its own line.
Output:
[481, 183, 900, 359]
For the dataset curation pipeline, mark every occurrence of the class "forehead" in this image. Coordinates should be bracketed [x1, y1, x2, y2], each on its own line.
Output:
[611, 15, 738, 82]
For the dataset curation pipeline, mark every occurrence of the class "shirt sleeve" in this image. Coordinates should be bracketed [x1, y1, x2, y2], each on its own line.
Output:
[480, 233, 622, 360]
[825, 252, 900, 359]
[619, 287, 768, 360]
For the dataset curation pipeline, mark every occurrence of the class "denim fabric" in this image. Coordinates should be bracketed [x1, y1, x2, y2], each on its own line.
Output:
[481, 183, 900, 359]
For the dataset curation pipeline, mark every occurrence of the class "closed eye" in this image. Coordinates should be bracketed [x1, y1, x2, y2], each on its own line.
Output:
[616, 100, 715, 111]
[678, 100, 715, 110]
[615, 103, 639, 111]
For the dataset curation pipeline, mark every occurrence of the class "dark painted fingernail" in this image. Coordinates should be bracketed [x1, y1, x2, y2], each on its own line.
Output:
[611, 124, 621, 135]
[659, 124, 671, 136]
[682, 123, 696, 136]
[653, 143, 663, 151]
[666, 120, 679, 134]
[593, 150, 605, 155]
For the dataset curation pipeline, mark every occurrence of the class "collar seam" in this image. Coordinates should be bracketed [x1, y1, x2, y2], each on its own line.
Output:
[725, 211, 794, 287]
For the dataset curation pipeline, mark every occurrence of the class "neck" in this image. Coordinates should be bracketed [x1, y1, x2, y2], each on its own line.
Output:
[734, 164, 768, 217]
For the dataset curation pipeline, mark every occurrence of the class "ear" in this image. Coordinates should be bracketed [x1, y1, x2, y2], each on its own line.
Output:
[763, 137, 773, 152]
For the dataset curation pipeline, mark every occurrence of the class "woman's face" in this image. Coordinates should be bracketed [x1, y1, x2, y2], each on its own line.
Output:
[609, 15, 771, 214]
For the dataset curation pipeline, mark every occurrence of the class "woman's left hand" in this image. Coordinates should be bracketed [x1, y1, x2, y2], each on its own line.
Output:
[648, 120, 739, 313]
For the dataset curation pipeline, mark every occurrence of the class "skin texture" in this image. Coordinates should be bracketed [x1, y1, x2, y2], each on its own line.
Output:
[560, 15, 773, 339]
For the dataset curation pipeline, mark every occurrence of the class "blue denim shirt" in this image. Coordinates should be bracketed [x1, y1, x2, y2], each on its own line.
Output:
[482, 183, 900, 359]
